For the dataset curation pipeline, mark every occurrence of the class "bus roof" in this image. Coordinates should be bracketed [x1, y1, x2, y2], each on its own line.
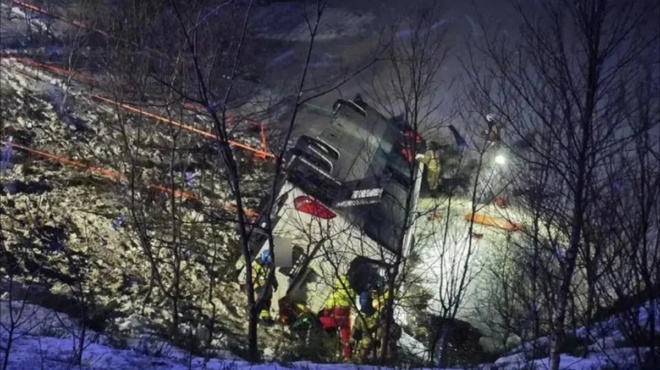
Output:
[290, 99, 418, 254]
[314, 101, 400, 183]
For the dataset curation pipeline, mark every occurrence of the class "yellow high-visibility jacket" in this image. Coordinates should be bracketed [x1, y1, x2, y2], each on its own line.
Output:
[372, 288, 393, 311]
[425, 149, 440, 172]
[324, 275, 355, 308]
[351, 311, 380, 362]
[252, 262, 268, 289]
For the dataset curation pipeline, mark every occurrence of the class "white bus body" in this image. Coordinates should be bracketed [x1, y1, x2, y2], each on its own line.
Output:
[240, 97, 424, 316]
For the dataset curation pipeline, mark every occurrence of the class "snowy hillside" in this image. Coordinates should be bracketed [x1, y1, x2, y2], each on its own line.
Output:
[493, 300, 659, 369]
[2, 1, 659, 370]
[2, 299, 657, 369]
[0, 53, 281, 365]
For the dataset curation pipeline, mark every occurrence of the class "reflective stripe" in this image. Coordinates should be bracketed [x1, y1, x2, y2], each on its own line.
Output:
[252, 263, 268, 287]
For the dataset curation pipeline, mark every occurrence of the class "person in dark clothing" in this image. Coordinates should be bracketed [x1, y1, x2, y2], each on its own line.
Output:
[485, 113, 503, 144]
[353, 94, 368, 110]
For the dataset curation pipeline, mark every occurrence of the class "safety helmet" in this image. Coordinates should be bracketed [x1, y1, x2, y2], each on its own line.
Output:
[486, 113, 496, 123]
[428, 141, 440, 151]
[258, 249, 272, 265]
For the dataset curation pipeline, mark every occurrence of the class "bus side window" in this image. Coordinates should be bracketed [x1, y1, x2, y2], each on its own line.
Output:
[256, 193, 288, 229]
[275, 193, 288, 214]
[248, 228, 268, 257]
[279, 246, 306, 277]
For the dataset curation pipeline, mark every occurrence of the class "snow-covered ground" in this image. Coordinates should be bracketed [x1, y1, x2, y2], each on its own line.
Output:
[0, 52, 277, 358]
[494, 300, 659, 370]
[2, 299, 657, 369]
[0, 301, 336, 370]
[2, 2, 658, 370]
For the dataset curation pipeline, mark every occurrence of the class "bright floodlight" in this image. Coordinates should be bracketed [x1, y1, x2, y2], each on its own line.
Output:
[495, 154, 506, 165]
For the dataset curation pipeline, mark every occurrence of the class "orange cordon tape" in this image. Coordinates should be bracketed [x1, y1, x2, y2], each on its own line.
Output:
[12, 57, 98, 84]
[180, 103, 270, 159]
[182, 101, 270, 157]
[1, 140, 260, 219]
[1, 140, 195, 199]
[4, 56, 274, 160]
[90, 94, 275, 159]
[11, 1, 269, 159]
[180, 108, 270, 158]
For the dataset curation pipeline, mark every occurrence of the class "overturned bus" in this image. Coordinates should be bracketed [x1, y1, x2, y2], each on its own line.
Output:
[239, 96, 425, 320]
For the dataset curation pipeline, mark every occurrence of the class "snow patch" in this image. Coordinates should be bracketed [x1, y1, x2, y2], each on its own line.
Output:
[10, 6, 49, 33]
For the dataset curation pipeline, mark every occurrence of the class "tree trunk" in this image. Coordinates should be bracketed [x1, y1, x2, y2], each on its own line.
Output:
[247, 307, 258, 361]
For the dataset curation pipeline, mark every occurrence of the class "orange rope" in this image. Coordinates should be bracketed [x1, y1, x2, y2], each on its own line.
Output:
[5, 55, 274, 160]
[181, 102, 270, 158]
[90, 94, 275, 159]
[1, 141, 260, 218]
[2, 140, 193, 199]
[13, 57, 98, 84]
[1, 58, 275, 159]
[10, 0, 272, 158]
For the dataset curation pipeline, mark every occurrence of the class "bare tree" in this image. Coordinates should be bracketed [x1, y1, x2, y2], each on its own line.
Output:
[0, 219, 46, 370]
[591, 61, 660, 368]
[121, 0, 381, 361]
[329, 5, 516, 366]
[358, 5, 452, 364]
[467, 0, 659, 368]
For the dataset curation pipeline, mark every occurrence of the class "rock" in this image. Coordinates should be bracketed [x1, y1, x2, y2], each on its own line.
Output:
[427, 316, 486, 366]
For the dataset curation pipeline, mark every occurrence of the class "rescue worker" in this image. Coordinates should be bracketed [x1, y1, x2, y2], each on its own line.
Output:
[485, 113, 502, 145]
[278, 296, 303, 325]
[252, 250, 275, 324]
[318, 274, 355, 359]
[350, 294, 381, 363]
[416, 141, 442, 195]
[374, 293, 402, 364]
[351, 289, 402, 364]
[353, 94, 368, 110]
